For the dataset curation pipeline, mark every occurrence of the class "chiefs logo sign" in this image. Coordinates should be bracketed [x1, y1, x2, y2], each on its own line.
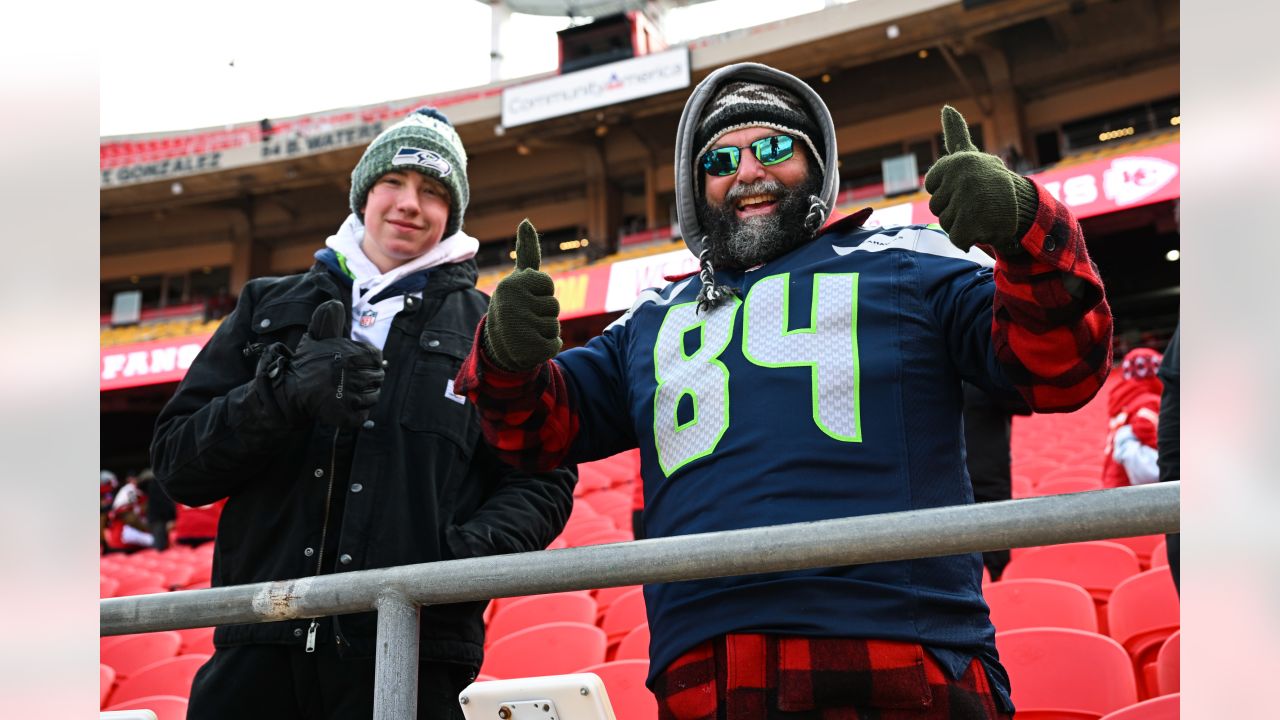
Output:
[1103, 156, 1179, 206]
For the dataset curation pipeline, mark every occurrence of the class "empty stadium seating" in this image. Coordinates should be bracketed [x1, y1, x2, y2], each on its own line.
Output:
[103, 695, 190, 720]
[486, 592, 599, 646]
[593, 584, 643, 617]
[109, 654, 210, 706]
[1098, 693, 1180, 720]
[175, 626, 216, 656]
[1003, 540, 1142, 633]
[481, 622, 608, 680]
[985, 579, 1098, 633]
[999, 627, 1138, 719]
[599, 587, 647, 647]
[100, 664, 116, 708]
[1155, 631, 1179, 696]
[614, 623, 650, 661]
[577, 659, 656, 720]
[1107, 569, 1180, 697]
[100, 631, 182, 681]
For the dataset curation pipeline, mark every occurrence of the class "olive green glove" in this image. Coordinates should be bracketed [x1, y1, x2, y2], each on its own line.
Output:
[924, 105, 1039, 254]
[483, 219, 563, 372]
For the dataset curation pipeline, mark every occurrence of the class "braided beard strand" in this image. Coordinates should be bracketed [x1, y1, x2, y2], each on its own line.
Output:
[698, 172, 824, 271]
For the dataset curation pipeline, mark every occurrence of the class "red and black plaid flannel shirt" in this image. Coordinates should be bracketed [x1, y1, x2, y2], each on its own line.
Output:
[455, 180, 1111, 473]
[653, 634, 1011, 719]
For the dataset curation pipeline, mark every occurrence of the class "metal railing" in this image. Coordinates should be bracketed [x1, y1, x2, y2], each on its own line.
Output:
[101, 482, 1180, 718]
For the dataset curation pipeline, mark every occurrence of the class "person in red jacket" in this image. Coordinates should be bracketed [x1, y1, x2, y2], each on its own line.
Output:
[173, 498, 228, 547]
[1102, 347, 1164, 488]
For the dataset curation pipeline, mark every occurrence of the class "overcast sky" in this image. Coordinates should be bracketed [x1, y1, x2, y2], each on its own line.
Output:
[99, 0, 831, 137]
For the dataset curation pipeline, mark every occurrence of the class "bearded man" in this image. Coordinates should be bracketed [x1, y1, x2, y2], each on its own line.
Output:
[456, 63, 1114, 718]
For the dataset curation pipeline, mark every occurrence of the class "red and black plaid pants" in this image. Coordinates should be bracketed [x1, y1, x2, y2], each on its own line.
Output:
[652, 635, 1012, 719]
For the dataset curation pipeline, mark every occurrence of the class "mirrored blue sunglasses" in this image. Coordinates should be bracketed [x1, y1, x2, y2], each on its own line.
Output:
[701, 134, 796, 176]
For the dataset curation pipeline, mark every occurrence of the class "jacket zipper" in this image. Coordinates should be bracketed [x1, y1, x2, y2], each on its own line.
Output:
[307, 421, 342, 653]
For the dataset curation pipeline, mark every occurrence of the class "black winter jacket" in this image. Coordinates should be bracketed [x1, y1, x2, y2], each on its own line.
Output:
[151, 259, 575, 666]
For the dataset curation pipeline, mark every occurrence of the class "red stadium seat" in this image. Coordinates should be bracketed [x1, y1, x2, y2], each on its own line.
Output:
[486, 592, 598, 646]
[577, 660, 656, 720]
[998, 627, 1137, 719]
[101, 576, 120, 598]
[151, 563, 195, 589]
[110, 571, 168, 596]
[481, 622, 607, 680]
[984, 579, 1098, 633]
[562, 516, 618, 545]
[1155, 631, 1179, 696]
[1037, 467, 1104, 486]
[593, 584, 643, 617]
[599, 588, 647, 645]
[104, 694, 190, 720]
[1149, 540, 1169, 570]
[583, 490, 632, 524]
[116, 583, 170, 597]
[1033, 479, 1104, 496]
[568, 498, 601, 520]
[183, 563, 213, 587]
[109, 654, 210, 705]
[176, 626, 216, 656]
[1107, 569, 1180, 696]
[1106, 535, 1164, 568]
[572, 529, 635, 546]
[101, 631, 182, 680]
[101, 663, 116, 708]
[1098, 693, 1179, 720]
[574, 467, 617, 496]
[1002, 541, 1142, 631]
[614, 623, 650, 661]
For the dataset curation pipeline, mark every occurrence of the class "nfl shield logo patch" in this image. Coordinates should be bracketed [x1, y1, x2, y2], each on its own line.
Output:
[358, 310, 377, 328]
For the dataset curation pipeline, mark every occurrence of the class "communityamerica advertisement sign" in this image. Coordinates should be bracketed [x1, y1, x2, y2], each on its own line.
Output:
[501, 47, 690, 128]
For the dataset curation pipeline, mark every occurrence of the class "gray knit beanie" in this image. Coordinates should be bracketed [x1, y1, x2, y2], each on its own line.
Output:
[349, 107, 469, 239]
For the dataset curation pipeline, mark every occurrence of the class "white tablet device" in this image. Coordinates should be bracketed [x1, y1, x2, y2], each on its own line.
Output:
[458, 673, 616, 720]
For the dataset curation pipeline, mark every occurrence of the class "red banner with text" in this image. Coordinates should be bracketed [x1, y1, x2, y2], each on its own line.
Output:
[101, 334, 214, 392]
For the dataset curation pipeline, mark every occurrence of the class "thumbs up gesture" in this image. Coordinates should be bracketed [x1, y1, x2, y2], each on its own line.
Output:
[923, 106, 1038, 253]
[273, 299, 384, 428]
[483, 219, 563, 371]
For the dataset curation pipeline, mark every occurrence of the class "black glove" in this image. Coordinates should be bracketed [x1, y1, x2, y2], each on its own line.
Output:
[483, 219, 562, 372]
[260, 300, 385, 428]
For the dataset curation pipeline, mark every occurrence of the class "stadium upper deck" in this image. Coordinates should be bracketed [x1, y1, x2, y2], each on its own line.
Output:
[101, 0, 1178, 290]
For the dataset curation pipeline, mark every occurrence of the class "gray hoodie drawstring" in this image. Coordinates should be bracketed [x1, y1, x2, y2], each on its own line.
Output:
[804, 195, 829, 234]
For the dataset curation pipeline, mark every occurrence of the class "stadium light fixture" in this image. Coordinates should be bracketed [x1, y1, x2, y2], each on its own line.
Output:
[1165, 249, 1180, 262]
[1098, 126, 1135, 142]
[886, 24, 900, 39]
[170, 181, 184, 195]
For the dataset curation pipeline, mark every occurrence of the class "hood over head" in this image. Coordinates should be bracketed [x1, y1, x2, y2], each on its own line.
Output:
[674, 63, 840, 259]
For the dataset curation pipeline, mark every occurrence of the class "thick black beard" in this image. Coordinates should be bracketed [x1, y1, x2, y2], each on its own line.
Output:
[698, 172, 823, 270]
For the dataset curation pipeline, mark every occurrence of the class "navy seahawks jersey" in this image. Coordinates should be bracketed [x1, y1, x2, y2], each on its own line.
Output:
[555, 223, 1013, 704]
